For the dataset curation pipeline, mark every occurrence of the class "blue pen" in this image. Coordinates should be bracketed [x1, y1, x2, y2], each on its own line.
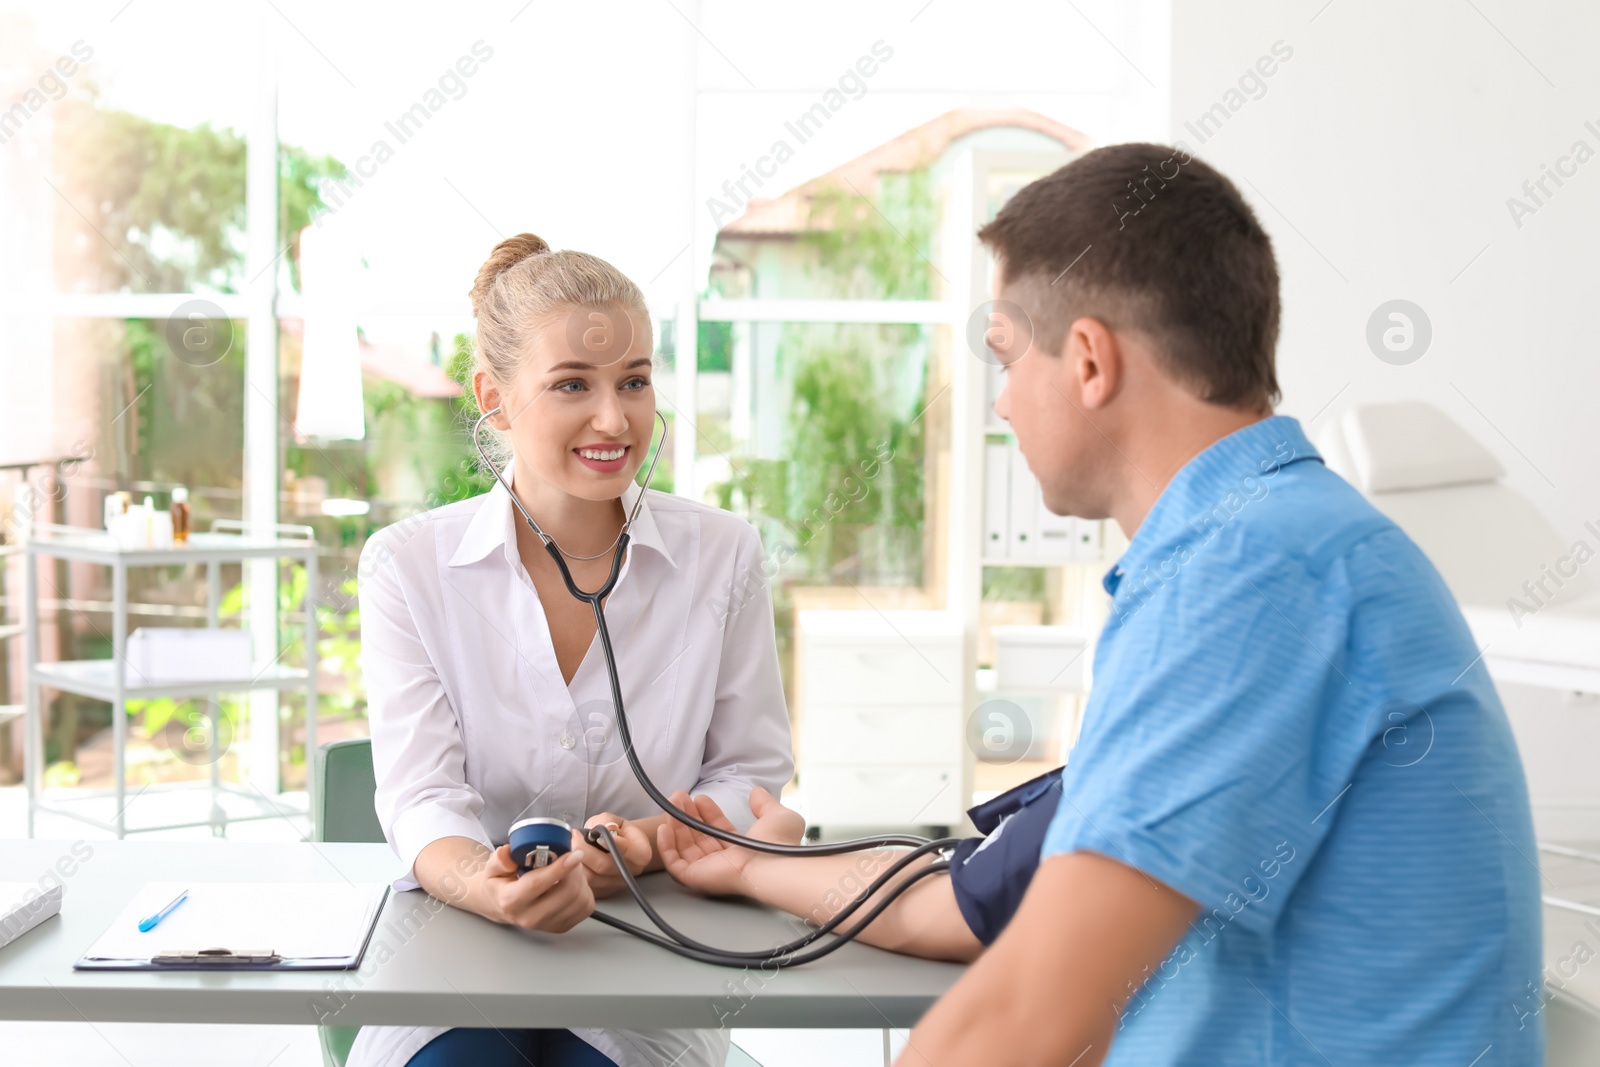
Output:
[138, 889, 188, 933]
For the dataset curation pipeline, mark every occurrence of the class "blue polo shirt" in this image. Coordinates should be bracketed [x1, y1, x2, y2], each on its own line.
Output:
[1041, 415, 1543, 1065]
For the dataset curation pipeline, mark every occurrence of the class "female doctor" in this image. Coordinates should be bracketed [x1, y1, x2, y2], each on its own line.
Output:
[348, 234, 795, 1067]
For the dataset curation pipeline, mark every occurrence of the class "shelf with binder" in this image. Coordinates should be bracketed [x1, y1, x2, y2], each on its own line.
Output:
[30, 659, 310, 702]
[981, 437, 1105, 568]
[21, 520, 320, 840]
[949, 148, 1108, 818]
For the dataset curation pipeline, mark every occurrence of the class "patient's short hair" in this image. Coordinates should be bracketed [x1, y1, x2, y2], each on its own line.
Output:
[977, 142, 1281, 410]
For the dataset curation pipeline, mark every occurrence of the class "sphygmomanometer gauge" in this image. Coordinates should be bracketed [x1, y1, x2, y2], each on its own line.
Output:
[508, 816, 573, 875]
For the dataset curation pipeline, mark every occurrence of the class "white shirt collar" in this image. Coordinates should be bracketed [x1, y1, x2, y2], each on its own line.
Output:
[446, 472, 677, 571]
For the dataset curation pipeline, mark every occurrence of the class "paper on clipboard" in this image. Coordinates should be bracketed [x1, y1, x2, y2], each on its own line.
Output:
[82, 882, 388, 963]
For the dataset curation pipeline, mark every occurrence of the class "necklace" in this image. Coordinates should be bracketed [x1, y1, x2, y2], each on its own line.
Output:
[547, 520, 627, 562]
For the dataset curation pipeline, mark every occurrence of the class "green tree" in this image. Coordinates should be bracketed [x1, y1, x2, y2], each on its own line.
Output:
[56, 101, 345, 294]
[57, 99, 346, 490]
[710, 168, 934, 585]
[799, 169, 936, 300]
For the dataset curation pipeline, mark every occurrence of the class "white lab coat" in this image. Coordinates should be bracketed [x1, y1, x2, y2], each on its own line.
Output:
[346, 478, 794, 1067]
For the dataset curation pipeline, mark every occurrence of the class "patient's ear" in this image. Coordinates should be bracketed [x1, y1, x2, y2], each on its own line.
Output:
[1065, 316, 1122, 411]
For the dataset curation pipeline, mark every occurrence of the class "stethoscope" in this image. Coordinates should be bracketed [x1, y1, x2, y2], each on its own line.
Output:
[473, 405, 956, 968]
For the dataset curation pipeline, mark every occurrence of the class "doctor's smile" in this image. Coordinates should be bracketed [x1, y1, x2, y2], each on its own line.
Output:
[573, 445, 631, 473]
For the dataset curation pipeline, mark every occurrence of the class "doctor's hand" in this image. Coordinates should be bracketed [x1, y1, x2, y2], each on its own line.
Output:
[576, 813, 654, 899]
[478, 843, 595, 933]
[658, 787, 806, 897]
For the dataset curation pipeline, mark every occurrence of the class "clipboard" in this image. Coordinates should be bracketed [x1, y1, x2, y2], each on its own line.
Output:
[74, 882, 392, 972]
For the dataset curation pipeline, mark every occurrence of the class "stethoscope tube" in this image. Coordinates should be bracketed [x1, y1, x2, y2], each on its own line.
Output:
[587, 839, 952, 969]
[586, 825, 959, 964]
[570, 541, 935, 856]
[471, 404, 952, 964]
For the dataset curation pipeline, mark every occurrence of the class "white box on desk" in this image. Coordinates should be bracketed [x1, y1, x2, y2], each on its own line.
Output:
[0, 883, 63, 951]
[993, 625, 1089, 691]
[126, 627, 253, 683]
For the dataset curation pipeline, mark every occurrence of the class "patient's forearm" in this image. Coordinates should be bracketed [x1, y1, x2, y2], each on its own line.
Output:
[737, 850, 981, 961]
[625, 812, 672, 872]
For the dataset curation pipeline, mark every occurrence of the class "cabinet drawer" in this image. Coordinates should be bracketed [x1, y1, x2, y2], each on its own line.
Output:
[803, 765, 962, 827]
[802, 704, 962, 766]
[801, 639, 960, 706]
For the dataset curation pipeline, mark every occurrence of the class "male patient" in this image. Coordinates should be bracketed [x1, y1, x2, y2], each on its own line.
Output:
[661, 143, 1544, 1065]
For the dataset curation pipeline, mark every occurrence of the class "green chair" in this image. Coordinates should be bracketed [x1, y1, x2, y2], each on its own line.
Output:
[315, 737, 386, 845]
[312, 738, 764, 1067]
[314, 738, 385, 1067]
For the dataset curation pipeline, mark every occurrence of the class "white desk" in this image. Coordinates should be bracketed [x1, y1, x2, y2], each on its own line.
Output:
[0, 840, 965, 1029]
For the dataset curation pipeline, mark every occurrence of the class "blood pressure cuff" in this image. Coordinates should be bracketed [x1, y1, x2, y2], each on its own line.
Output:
[947, 768, 1065, 945]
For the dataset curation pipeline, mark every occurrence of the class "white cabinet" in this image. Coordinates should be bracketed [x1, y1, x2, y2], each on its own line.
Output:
[803, 766, 958, 828]
[796, 610, 964, 831]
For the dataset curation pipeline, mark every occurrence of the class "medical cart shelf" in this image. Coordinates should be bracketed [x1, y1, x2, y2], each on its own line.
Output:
[30, 780, 310, 838]
[0, 547, 23, 729]
[20, 520, 320, 840]
[30, 660, 309, 702]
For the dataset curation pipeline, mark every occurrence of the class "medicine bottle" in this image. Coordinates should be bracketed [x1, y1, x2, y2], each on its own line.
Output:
[170, 486, 191, 544]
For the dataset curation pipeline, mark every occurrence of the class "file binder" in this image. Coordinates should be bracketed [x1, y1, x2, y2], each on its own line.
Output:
[984, 442, 1011, 557]
[1008, 446, 1039, 561]
[1035, 507, 1076, 563]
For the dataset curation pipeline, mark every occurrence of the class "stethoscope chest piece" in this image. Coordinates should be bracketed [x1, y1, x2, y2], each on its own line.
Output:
[509, 817, 573, 875]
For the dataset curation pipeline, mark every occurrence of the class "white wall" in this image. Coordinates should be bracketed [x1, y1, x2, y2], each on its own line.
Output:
[1171, 0, 1600, 836]
[1171, 0, 1600, 540]
[0, 19, 57, 467]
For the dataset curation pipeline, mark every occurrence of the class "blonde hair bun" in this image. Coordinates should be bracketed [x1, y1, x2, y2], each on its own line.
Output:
[469, 232, 551, 317]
